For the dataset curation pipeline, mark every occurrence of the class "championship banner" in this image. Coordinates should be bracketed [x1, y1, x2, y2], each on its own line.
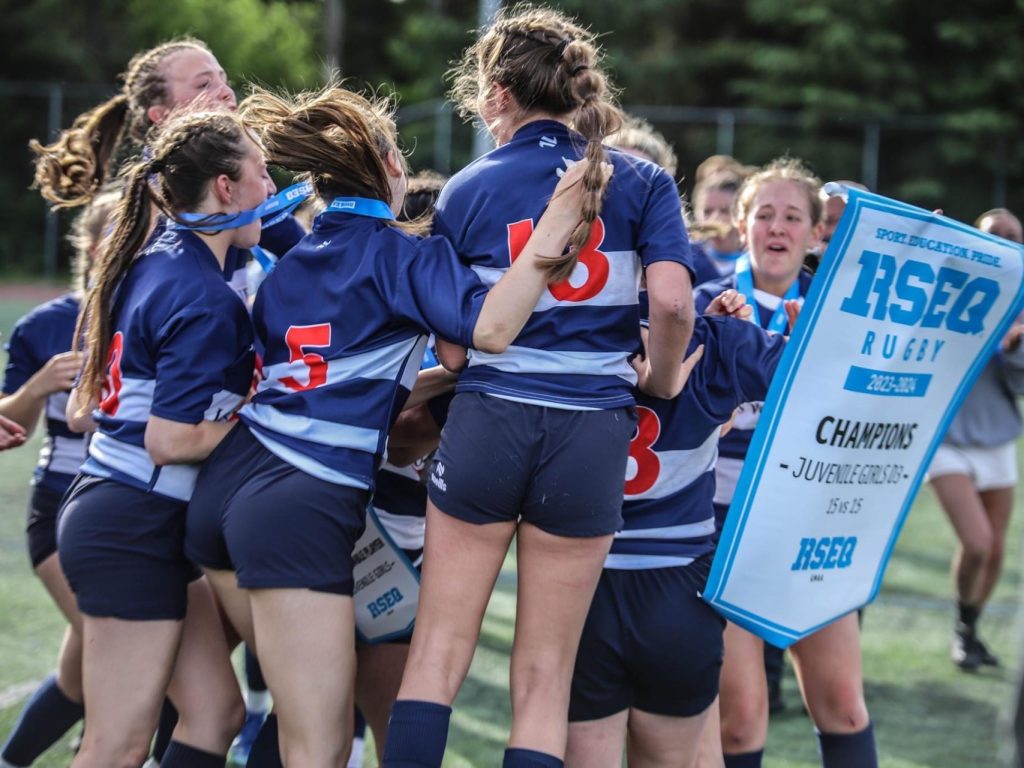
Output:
[703, 186, 1024, 648]
[352, 506, 421, 644]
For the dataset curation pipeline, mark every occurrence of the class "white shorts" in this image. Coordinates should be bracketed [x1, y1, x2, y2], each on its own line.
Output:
[928, 442, 1018, 492]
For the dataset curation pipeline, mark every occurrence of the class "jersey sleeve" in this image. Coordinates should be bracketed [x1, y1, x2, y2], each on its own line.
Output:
[636, 170, 694, 276]
[391, 235, 487, 347]
[150, 305, 251, 424]
[709, 318, 788, 406]
[260, 215, 306, 256]
[2, 317, 44, 394]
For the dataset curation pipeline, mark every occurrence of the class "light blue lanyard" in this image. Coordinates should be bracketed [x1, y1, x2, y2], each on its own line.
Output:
[251, 245, 278, 275]
[319, 197, 395, 221]
[734, 254, 800, 334]
[172, 181, 313, 232]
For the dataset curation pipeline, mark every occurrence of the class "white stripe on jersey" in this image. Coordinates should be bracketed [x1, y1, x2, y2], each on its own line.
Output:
[714, 456, 743, 506]
[87, 432, 198, 501]
[39, 435, 87, 477]
[470, 250, 642, 310]
[468, 345, 636, 381]
[243, 403, 380, 452]
[373, 507, 425, 551]
[260, 336, 425, 393]
[614, 517, 716, 541]
[247, 428, 368, 489]
[604, 553, 695, 570]
[95, 378, 156, 423]
[227, 266, 249, 303]
[624, 430, 719, 502]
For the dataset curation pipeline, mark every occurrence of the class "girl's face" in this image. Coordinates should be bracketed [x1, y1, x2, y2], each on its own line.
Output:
[740, 179, 821, 287]
[697, 187, 742, 252]
[979, 213, 1023, 244]
[159, 48, 237, 119]
[229, 138, 274, 249]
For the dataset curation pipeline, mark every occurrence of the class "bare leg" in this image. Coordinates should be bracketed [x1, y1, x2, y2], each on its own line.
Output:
[35, 553, 84, 702]
[565, 711, 627, 768]
[693, 698, 725, 768]
[627, 704, 715, 768]
[976, 486, 1014, 608]
[250, 588, 357, 767]
[789, 613, 869, 734]
[507, 523, 612, 756]
[718, 623, 768, 756]
[931, 473, 992, 606]
[398, 502, 516, 705]
[71, 616, 181, 768]
[356, 642, 409, 760]
[165, 578, 244, 754]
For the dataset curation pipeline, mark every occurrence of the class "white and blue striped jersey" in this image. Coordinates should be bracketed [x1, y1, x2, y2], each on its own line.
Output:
[609, 316, 786, 569]
[694, 271, 812, 506]
[2, 294, 87, 493]
[81, 228, 255, 501]
[240, 211, 486, 491]
[434, 119, 693, 410]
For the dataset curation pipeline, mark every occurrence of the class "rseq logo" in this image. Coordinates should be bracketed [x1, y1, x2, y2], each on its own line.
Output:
[790, 536, 857, 571]
[366, 587, 404, 619]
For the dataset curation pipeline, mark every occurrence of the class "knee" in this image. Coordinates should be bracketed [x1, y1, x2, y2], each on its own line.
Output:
[178, 689, 244, 749]
[720, 695, 767, 753]
[80, 737, 152, 768]
[960, 531, 994, 568]
[812, 679, 869, 732]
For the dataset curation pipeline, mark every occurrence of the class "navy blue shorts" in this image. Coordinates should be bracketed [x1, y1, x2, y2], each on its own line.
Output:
[187, 424, 368, 595]
[57, 474, 195, 620]
[27, 484, 65, 568]
[427, 393, 637, 537]
[569, 555, 725, 721]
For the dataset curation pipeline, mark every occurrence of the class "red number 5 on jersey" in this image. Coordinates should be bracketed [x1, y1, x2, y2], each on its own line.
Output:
[625, 406, 661, 496]
[507, 217, 609, 302]
[280, 323, 331, 392]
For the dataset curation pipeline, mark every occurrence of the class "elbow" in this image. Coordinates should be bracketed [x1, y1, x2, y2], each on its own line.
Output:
[472, 325, 512, 355]
[144, 432, 186, 466]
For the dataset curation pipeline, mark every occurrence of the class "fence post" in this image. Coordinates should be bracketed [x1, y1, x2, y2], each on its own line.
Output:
[42, 82, 63, 279]
[861, 122, 880, 192]
[433, 100, 452, 174]
[716, 110, 735, 157]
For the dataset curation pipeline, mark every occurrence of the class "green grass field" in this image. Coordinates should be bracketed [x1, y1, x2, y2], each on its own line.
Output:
[0, 294, 1019, 766]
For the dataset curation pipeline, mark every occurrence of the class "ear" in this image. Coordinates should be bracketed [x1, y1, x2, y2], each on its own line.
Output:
[807, 221, 825, 252]
[146, 103, 170, 127]
[210, 174, 234, 207]
[384, 149, 404, 180]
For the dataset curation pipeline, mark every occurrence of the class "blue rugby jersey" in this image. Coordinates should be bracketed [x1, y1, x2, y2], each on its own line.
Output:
[240, 211, 486, 490]
[81, 228, 255, 501]
[690, 241, 743, 286]
[373, 345, 454, 551]
[694, 270, 812, 506]
[2, 294, 86, 493]
[609, 316, 785, 569]
[433, 120, 693, 410]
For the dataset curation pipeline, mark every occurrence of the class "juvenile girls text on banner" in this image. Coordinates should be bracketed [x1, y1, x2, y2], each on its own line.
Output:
[703, 187, 1024, 648]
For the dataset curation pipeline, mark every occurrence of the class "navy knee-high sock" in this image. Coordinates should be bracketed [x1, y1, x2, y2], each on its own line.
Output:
[0, 675, 84, 767]
[246, 714, 282, 768]
[502, 747, 564, 767]
[381, 700, 452, 768]
[151, 698, 178, 763]
[161, 740, 225, 768]
[817, 722, 878, 768]
[724, 750, 764, 768]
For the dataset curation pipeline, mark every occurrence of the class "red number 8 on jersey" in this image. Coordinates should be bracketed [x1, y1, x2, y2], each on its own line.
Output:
[625, 406, 661, 496]
[507, 216, 609, 302]
[99, 331, 124, 416]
